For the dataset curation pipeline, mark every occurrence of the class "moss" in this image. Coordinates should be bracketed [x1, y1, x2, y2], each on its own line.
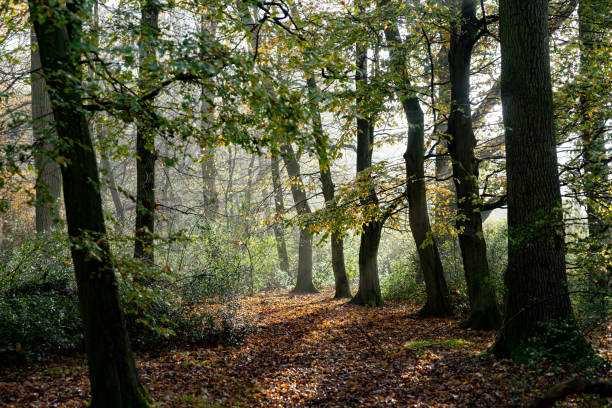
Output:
[404, 338, 471, 350]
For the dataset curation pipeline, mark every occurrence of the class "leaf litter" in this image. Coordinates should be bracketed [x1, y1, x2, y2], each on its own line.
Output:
[0, 288, 609, 407]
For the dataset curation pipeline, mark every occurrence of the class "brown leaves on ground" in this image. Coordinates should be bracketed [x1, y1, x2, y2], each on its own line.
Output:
[0, 289, 610, 407]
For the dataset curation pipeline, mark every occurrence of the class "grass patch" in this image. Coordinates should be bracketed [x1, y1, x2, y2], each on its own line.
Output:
[403, 338, 471, 350]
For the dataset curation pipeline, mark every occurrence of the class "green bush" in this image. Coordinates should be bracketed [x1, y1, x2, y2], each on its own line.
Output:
[0, 232, 82, 366]
[381, 252, 425, 302]
[0, 230, 253, 365]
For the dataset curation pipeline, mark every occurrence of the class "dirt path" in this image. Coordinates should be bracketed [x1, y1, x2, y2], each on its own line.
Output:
[1, 290, 609, 407]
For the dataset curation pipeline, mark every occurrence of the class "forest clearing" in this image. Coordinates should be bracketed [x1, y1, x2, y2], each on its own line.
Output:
[1, 289, 610, 407]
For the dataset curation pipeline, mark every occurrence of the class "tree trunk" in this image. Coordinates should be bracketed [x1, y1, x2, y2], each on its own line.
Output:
[307, 76, 351, 298]
[200, 17, 218, 221]
[134, 0, 159, 263]
[349, 34, 383, 307]
[31, 30, 62, 232]
[28, 1, 151, 405]
[99, 139, 126, 228]
[271, 155, 291, 276]
[432, 22, 457, 238]
[380, 7, 452, 316]
[446, 0, 500, 330]
[578, 1, 611, 247]
[492, 0, 589, 360]
[281, 144, 317, 293]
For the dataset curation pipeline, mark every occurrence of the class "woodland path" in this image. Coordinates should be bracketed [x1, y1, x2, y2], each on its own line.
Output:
[0, 289, 609, 407]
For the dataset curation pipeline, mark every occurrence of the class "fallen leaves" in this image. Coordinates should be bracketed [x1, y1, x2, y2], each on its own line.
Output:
[0, 289, 609, 407]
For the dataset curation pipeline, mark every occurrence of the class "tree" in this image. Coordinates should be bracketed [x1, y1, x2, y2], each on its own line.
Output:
[271, 154, 291, 276]
[380, 1, 453, 316]
[578, 0, 611, 247]
[349, 26, 384, 307]
[445, 0, 500, 329]
[281, 143, 318, 294]
[134, 0, 160, 263]
[200, 16, 219, 221]
[28, 0, 151, 404]
[307, 75, 352, 298]
[31, 30, 61, 232]
[492, 0, 589, 360]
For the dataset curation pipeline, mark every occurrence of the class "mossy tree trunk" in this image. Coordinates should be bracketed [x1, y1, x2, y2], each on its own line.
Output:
[28, 0, 151, 405]
[493, 0, 589, 360]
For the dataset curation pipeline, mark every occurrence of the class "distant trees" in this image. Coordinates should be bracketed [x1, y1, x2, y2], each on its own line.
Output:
[492, 0, 589, 359]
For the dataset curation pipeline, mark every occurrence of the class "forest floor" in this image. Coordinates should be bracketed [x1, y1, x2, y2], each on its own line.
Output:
[0, 288, 610, 407]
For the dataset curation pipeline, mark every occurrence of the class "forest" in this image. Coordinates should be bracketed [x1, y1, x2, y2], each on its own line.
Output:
[0, 0, 610, 406]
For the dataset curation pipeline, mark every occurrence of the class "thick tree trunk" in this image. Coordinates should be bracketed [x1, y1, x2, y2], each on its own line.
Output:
[349, 36, 383, 307]
[307, 76, 351, 298]
[271, 155, 291, 276]
[493, 0, 588, 360]
[134, 0, 159, 263]
[380, 9, 452, 316]
[31, 30, 61, 232]
[28, 1, 151, 405]
[446, 0, 500, 330]
[281, 144, 317, 293]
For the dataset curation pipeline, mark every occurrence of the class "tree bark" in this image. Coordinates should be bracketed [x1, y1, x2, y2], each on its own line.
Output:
[380, 5, 453, 316]
[28, 0, 151, 405]
[349, 33, 383, 307]
[134, 0, 159, 263]
[446, 0, 500, 329]
[31, 30, 62, 232]
[281, 144, 317, 293]
[98, 132, 126, 228]
[271, 155, 291, 276]
[492, 0, 588, 360]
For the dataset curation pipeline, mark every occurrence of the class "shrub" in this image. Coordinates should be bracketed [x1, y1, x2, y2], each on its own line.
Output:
[0, 232, 82, 366]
